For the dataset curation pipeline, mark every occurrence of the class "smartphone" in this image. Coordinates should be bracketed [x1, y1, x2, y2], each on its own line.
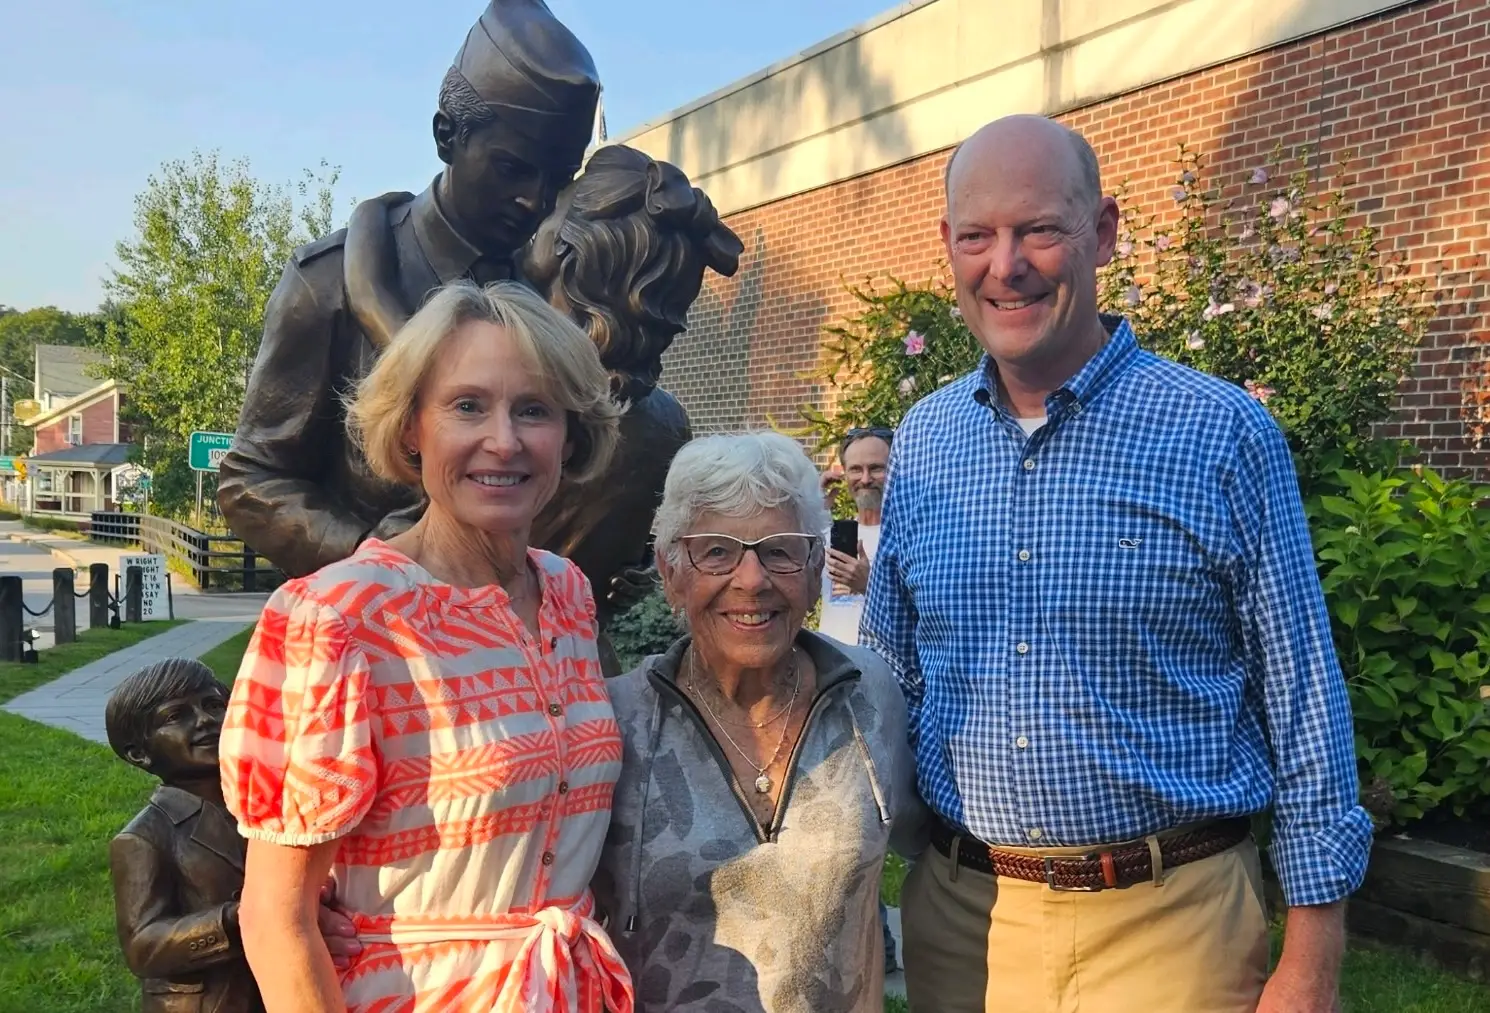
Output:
[830, 518, 859, 556]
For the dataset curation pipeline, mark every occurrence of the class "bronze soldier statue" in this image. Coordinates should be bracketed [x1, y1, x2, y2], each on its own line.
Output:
[107, 659, 263, 1013]
[220, 2, 743, 672]
[218, 0, 599, 577]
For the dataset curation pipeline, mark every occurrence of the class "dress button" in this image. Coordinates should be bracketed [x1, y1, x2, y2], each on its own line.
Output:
[1027, 828, 1043, 841]
[1016, 642, 1030, 655]
[542, 851, 555, 866]
[1022, 458, 1036, 471]
[550, 636, 558, 650]
[548, 702, 563, 717]
[558, 780, 569, 794]
[1017, 549, 1031, 562]
[1016, 735, 1029, 749]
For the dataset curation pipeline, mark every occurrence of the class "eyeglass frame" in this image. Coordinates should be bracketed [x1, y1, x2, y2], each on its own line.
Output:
[676, 532, 824, 576]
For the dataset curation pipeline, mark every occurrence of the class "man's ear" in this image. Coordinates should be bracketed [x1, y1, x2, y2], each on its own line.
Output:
[433, 111, 458, 166]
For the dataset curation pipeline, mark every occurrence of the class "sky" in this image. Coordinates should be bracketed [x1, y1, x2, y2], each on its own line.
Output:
[0, 0, 897, 313]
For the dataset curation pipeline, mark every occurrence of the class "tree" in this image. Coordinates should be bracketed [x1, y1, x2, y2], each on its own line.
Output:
[0, 306, 97, 454]
[99, 151, 338, 519]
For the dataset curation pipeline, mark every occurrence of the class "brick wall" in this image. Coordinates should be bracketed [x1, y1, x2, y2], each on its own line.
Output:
[662, 0, 1490, 478]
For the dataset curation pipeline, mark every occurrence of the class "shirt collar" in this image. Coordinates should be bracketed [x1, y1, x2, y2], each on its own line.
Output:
[410, 180, 489, 284]
[973, 314, 1139, 416]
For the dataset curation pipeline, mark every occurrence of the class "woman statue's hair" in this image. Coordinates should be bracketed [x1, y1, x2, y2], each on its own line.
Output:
[522, 145, 743, 398]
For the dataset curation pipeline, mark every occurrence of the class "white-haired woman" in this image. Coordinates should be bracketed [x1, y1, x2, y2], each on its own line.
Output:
[219, 281, 635, 1013]
[592, 431, 925, 1013]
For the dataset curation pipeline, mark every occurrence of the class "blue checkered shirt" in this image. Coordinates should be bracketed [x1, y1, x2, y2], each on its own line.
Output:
[861, 317, 1372, 906]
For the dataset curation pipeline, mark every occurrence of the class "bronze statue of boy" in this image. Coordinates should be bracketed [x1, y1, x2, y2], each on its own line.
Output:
[106, 659, 263, 1013]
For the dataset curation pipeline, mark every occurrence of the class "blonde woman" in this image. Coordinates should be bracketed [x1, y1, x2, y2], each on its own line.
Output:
[219, 281, 633, 1013]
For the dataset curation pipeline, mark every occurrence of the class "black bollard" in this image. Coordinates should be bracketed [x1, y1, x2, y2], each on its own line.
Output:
[89, 563, 109, 630]
[53, 568, 76, 644]
[0, 575, 22, 662]
[125, 565, 143, 624]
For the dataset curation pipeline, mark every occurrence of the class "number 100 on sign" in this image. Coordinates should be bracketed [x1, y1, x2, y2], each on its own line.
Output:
[188, 431, 235, 473]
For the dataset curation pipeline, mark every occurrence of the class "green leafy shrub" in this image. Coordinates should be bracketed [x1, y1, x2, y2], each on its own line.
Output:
[604, 588, 681, 672]
[1308, 467, 1490, 825]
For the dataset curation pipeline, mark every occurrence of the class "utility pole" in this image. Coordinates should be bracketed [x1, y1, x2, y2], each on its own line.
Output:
[2, 374, 9, 456]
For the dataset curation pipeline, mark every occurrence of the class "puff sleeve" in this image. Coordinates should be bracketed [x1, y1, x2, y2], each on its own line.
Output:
[220, 584, 378, 845]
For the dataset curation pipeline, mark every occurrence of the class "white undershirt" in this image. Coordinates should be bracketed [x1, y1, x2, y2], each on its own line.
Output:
[817, 522, 880, 645]
[1017, 415, 1048, 436]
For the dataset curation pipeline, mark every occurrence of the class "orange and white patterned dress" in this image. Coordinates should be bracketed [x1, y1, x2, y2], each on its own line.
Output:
[220, 539, 633, 1013]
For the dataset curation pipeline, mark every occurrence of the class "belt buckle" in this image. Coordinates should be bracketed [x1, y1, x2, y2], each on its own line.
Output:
[1042, 853, 1104, 892]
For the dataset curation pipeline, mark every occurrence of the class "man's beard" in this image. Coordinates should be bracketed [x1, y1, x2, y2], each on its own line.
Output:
[854, 486, 883, 514]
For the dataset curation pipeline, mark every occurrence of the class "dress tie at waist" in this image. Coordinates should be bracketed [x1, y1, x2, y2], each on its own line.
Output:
[356, 896, 633, 1013]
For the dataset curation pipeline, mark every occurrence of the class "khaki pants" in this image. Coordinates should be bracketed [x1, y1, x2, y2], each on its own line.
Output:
[901, 835, 1269, 1013]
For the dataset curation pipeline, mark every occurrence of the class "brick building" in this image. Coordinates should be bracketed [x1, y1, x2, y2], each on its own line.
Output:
[618, 0, 1489, 478]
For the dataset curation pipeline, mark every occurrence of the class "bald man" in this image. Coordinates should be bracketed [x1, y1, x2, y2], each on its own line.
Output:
[862, 116, 1367, 1012]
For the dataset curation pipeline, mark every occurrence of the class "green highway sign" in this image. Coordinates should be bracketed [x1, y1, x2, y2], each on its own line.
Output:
[188, 431, 235, 473]
[0, 457, 18, 475]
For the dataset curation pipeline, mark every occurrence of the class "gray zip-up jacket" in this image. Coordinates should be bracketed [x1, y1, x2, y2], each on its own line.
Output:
[593, 631, 926, 1013]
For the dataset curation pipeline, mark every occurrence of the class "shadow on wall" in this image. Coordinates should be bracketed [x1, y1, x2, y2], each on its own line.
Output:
[662, 23, 912, 218]
[661, 226, 767, 434]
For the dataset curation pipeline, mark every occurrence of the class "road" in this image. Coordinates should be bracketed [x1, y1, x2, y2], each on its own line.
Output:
[0, 540, 90, 649]
[0, 536, 269, 649]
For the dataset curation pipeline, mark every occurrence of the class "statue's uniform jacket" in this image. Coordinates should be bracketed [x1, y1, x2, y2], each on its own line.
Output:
[218, 186, 512, 579]
[109, 786, 263, 1013]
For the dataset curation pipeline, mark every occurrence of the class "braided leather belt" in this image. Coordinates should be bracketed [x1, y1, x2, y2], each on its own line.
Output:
[929, 816, 1251, 892]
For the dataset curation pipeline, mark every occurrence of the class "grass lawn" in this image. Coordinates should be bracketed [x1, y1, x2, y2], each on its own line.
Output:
[0, 620, 185, 706]
[197, 627, 253, 684]
[2, 627, 1485, 1012]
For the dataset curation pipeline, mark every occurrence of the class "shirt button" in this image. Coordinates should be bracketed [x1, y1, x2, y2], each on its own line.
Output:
[1027, 828, 1043, 841]
[1022, 458, 1036, 471]
[1017, 549, 1031, 562]
[548, 702, 563, 717]
[558, 780, 569, 794]
[550, 636, 558, 650]
[1016, 735, 1029, 748]
[542, 851, 555, 866]
[1016, 642, 1030, 655]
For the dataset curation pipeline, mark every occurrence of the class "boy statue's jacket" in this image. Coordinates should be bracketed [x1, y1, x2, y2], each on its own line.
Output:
[109, 785, 264, 1013]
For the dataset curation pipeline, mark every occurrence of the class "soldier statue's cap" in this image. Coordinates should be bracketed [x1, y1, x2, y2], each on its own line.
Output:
[450, 0, 600, 148]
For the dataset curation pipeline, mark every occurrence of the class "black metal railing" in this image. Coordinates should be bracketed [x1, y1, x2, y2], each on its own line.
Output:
[89, 512, 285, 592]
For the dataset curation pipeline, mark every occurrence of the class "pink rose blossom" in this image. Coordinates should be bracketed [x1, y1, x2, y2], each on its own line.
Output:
[1324, 283, 1338, 296]
[1186, 332, 1206, 351]
[1124, 285, 1142, 307]
[949, 306, 963, 319]
[1154, 235, 1172, 252]
[1172, 187, 1187, 203]
[903, 330, 926, 356]
[1251, 167, 1269, 185]
[898, 376, 916, 396]
[1117, 241, 1135, 258]
[1244, 379, 1276, 404]
[1312, 302, 1335, 321]
[1202, 299, 1236, 320]
[1269, 197, 1291, 219]
[1239, 226, 1256, 241]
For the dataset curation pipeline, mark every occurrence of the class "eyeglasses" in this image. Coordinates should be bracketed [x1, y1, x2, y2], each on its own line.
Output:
[678, 533, 822, 576]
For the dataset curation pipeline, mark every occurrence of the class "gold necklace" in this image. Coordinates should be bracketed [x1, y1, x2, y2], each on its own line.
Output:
[686, 647, 802, 794]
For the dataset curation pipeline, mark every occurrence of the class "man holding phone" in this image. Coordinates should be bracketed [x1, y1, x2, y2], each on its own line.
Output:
[820, 426, 892, 640]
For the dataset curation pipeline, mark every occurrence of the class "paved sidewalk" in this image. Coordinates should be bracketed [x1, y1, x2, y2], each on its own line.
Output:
[2, 618, 254, 743]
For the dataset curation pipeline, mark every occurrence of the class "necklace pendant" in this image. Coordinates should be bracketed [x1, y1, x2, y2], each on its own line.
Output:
[754, 773, 773, 794]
